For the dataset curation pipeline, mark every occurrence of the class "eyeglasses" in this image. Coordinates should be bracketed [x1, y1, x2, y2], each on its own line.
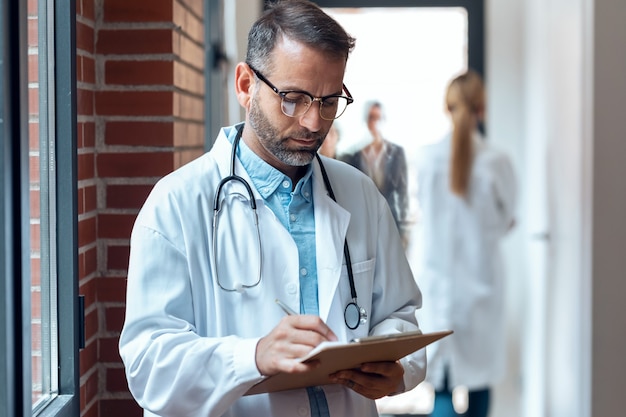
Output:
[248, 64, 354, 120]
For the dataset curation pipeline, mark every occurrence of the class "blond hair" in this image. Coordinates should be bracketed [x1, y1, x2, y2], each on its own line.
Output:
[447, 70, 485, 197]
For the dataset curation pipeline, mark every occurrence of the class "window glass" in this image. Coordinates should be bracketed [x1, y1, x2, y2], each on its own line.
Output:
[29, 0, 58, 411]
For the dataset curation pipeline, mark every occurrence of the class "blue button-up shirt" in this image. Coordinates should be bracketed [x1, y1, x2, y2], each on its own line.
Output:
[233, 129, 329, 417]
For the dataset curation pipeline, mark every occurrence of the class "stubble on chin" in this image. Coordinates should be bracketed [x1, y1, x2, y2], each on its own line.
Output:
[249, 98, 322, 167]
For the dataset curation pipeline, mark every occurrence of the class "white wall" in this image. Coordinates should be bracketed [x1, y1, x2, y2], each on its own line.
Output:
[488, 0, 626, 416]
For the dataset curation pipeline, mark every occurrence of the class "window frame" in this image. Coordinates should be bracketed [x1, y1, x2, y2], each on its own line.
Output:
[0, 0, 79, 415]
[312, 0, 484, 77]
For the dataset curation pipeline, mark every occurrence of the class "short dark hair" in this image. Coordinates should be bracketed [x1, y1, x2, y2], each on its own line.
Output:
[245, 0, 356, 74]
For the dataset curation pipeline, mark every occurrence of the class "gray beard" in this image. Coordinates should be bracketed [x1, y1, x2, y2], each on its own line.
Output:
[248, 98, 321, 167]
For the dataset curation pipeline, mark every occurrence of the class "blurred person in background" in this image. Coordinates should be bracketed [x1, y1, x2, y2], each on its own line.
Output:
[319, 123, 340, 158]
[415, 69, 517, 417]
[340, 101, 411, 248]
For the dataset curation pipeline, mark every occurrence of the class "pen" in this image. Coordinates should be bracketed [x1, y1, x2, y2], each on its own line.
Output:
[275, 298, 298, 316]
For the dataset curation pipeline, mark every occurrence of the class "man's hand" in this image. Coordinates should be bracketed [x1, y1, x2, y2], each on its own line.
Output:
[329, 360, 405, 399]
[255, 315, 337, 376]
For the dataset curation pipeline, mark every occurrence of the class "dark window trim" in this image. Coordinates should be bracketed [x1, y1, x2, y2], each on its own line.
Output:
[43, 0, 80, 415]
[0, 0, 79, 415]
[1, 0, 31, 415]
[312, 0, 484, 77]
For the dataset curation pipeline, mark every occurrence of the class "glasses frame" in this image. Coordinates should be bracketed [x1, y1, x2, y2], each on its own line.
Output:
[247, 63, 354, 120]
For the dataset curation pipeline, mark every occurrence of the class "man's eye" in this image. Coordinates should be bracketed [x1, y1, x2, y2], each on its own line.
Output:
[283, 93, 309, 104]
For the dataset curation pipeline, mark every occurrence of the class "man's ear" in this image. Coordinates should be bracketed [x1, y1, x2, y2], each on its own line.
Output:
[235, 63, 254, 110]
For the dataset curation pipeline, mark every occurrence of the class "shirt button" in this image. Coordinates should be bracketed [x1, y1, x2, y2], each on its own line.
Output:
[282, 180, 290, 188]
[290, 213, 297, 222]
[286, 283, 297, 294]
[300, 268, 307, 276]
[304, 191, 310, 198]
[298, 406, 309, 416]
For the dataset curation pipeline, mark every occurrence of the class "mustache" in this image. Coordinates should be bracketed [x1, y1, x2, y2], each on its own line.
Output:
[287, 130, 324, 142]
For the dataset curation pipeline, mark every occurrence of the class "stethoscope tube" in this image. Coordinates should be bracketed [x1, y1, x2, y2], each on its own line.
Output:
[213, 124, 367, 329]
[315, 153, 367, 330]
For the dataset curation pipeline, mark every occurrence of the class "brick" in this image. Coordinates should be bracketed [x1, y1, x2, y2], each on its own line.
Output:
[96, 276, 128, 304]
[78, 215, 97, 247]
[173, 120, 203, 147]
[97, 151, 174, 177]
[84, 308, 98, 343]
[28, 122, 39, 149]
[79, 275, 97, 308]
[29, 154, 39, 184]
[100, 399, 143, 417]
[28, 0, 37, 14]
[77, 187, 85, 214]
[97, 29, 173, 54]
[30, 222, 40, 252]
[173, 31, 204, 70]
[79, 339, 97, 376]
[98, 213, 136, 240]
[77, 87, 94, 116]
[173, 2, 204, 44]
[83, 184, 97, 213]
[104, 0, 173, 22]
[174, 91, 204, 120]
[81, 402, 97, 417]
[107, 244, 131, 270]
[28, 87, 38, 115]
[99, 335, 123, 362]
[179, 0, 202, 19]
[106, 121, 174, 147]
[82, 0, 95, 22]
[105, 60, 173, 86]
[31, 322, 41, 351]
[107, 184, 153, 209]
[82, 121, 96, 147]
[84, 246, 98, 278]
[173, 60, 204, 93]
[95, 91, 173, 116]
[77, 152, 95, 180]
[30, 189, 40, 218]
[83, 371, 99, 411]
[106, 367, 130, 393]
[30, 257, 41, 286]
[28, 54, 38, 83]
[80, 55, 96, 84]
[105, 305, 126, 332]
[76, 20, 95, 53]
[27, 17, 38, 47]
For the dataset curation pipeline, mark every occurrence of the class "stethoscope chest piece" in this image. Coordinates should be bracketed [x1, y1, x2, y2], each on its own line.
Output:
[344, 299, 368, 330]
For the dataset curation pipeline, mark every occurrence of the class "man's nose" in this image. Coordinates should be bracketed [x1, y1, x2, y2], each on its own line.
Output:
[299, 100, 324, 132]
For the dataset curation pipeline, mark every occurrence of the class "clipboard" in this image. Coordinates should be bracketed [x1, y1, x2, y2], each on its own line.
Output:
[245, 329, 452, 395]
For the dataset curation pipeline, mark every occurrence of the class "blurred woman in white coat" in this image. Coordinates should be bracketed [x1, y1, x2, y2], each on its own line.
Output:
[416, 70, 517, 417]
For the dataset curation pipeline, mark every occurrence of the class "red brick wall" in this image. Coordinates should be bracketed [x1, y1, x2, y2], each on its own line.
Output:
[76, 0, 205, 415]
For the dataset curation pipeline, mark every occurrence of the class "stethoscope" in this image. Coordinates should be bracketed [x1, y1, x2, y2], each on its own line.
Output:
[212, 124, 368, 330]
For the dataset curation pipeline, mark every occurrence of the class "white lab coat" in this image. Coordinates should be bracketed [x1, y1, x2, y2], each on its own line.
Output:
[415, 132, 516, 391]
[119, 125, 426, 417]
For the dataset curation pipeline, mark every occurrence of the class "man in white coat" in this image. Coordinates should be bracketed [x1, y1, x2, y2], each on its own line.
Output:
[118, 1, 426, 416]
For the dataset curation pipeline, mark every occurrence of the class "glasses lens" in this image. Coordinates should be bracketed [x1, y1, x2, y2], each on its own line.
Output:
[320, 96, 350, 120]
[281, 92, 312, 117]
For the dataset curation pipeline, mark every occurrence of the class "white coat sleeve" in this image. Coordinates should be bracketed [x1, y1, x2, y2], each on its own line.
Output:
[367, 192, 427, 393]
[119, 223, 263, 417]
